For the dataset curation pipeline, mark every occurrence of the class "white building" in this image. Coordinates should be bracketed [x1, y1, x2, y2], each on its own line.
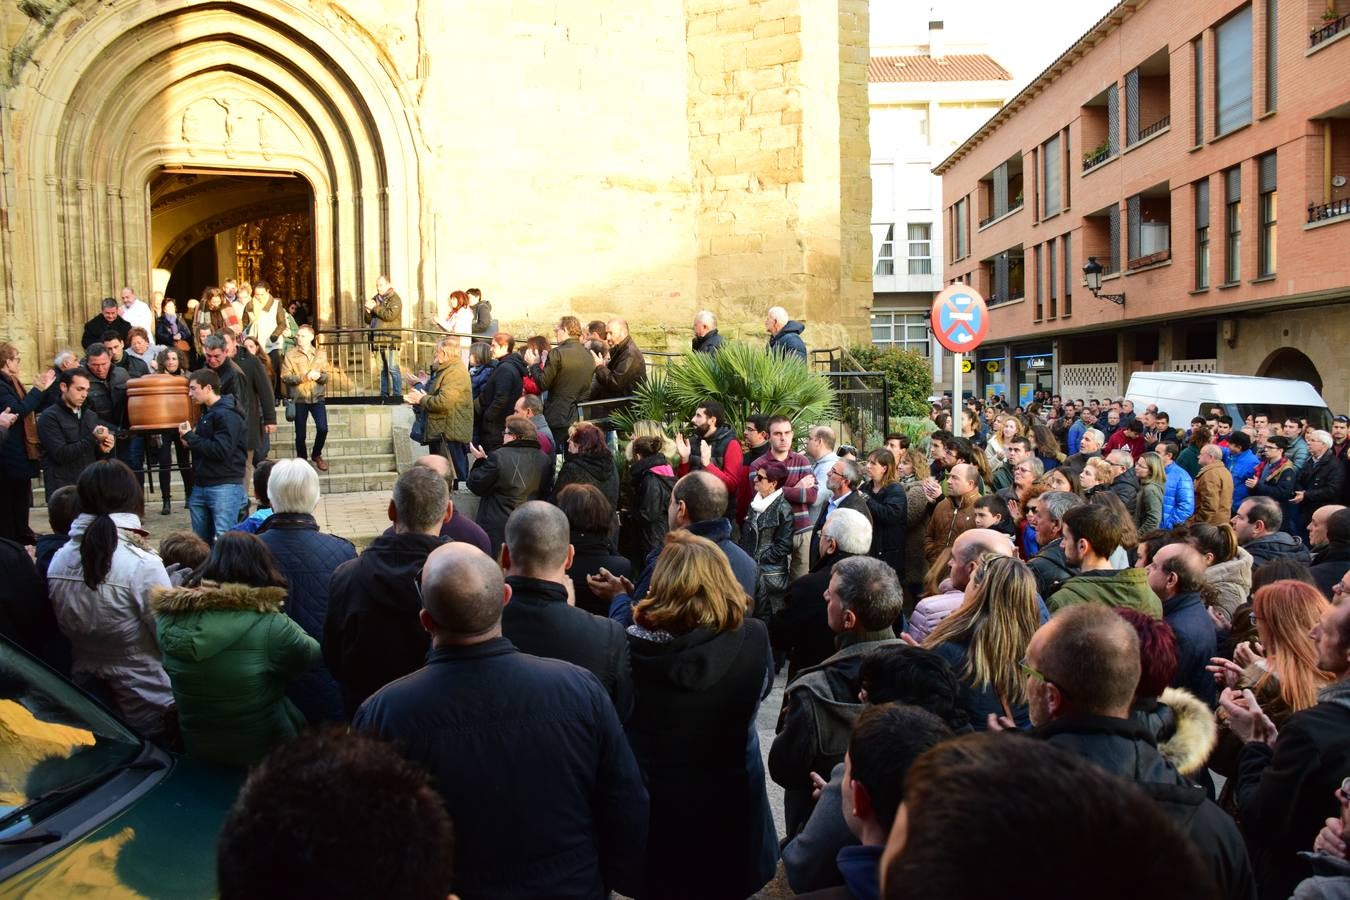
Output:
[869, 20, 1013, 390]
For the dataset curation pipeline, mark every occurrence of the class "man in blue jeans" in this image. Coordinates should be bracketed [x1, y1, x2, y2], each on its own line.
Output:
[179, 368, 247, 543]
[366, 276, 402, 398]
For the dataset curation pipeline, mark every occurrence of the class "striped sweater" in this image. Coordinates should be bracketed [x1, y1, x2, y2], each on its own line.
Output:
[746, 451, 818, 533]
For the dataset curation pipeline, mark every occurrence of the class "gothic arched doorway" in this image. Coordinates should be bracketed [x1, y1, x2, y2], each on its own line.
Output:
[1256, 347, 1324, 392]
[4, 0, 424, 357]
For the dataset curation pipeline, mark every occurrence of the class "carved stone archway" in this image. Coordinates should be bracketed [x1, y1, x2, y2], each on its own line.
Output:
[3, 0, 423, 359]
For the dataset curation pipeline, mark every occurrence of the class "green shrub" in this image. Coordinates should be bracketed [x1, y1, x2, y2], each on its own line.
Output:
[846, 345, 933, 418]
[611, 342, 836, 439]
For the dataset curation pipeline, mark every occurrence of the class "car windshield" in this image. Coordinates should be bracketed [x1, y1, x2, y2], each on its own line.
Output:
[0, 640, 142, 836]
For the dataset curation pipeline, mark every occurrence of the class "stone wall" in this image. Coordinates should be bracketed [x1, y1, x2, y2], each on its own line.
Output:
[0, 0, 872, 364]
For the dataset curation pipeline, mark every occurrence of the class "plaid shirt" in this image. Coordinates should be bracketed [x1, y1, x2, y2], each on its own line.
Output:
[747, 450, 818, 533]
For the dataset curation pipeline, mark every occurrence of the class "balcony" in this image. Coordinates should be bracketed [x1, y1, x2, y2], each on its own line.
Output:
[1128, 249, 1173, 270]
[1082, 144, 1113, 172]
[979, 198, 1024, 229]
[1311, 10, 1349, 47]
[1309, 198, 1350, 223]
[977, 153, 1024, 230]
[1125, 49, 1170, 149]
[1080, 83, 1119, 174]
[1137, 115, 1170, 142]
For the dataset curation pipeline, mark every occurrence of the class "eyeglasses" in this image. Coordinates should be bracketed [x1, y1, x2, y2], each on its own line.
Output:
[1018, 657, 1047, 682]
[1249, 611, 1261, 625]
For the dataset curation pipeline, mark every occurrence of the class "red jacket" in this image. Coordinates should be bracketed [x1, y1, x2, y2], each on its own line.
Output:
[1103, 429, 1145, 460]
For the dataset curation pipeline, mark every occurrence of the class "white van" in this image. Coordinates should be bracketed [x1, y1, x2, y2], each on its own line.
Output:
[1125, 372, 1334, 430]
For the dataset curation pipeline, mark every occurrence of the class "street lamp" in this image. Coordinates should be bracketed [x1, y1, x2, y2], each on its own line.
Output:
[1082, 256, 1125, 306]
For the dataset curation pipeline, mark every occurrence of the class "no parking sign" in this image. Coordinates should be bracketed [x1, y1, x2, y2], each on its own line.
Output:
[931, 285, 989, 354]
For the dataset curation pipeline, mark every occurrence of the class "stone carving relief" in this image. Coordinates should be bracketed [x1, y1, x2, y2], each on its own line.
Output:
[178, 96, 300, 160]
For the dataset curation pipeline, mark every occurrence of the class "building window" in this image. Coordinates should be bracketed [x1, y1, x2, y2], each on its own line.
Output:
[1258, 152, 1277, 276]
[1216, 6, 1253, 136]
[1193, 38, 1204, 145]
[907, 224, 932, 275]
[954, 199, 969, 260]
[1034, 244, 1044, 320]
[1195, 179, 1210, 289]
[870, 309, 931, 356]
[874, 224, 895, 276]
[1224, 166, 1241, 284]
[1063, 232, 1073, 316]
[1047, 238, 1057, 318]
[1264, 0, 1276, 114]
[1043, 134, 1062, 217]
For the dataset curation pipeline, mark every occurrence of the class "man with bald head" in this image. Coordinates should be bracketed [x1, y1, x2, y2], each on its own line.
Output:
[1191, 442, 1234, 525]
[501, 501, 633, 718]
[588, 317, 645, 432]
[1308, 503, 1347, 557]
[922, 462, 981, 566]
[354, 543, 648, 899]
[906, 527, 1013, 642]
[1022, 605, 1253, 898]
[1146, 541, 1216, 705]
[378, 454, 492, 555]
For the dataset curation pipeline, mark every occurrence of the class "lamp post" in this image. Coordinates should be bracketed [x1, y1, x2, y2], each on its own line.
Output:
[1083, 256, 1125, 306]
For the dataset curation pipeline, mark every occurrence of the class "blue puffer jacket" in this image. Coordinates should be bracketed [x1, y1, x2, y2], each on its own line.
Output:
[256, 512, 355, 723]
[1161, 461, 1196, 529]
[1229, 449, 1260, 512]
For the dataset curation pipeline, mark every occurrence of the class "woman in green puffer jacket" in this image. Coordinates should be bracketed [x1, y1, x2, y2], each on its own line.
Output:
[152, 532, 320, 768]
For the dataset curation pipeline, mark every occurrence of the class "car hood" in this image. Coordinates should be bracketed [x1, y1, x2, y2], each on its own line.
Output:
[3, 755, 242, 897]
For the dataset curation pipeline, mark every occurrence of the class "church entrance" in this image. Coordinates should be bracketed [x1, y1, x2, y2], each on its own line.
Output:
[151, 168, 316, 316]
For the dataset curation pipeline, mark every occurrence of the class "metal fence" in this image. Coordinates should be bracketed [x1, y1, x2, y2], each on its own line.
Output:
[313, 327, 488, 402]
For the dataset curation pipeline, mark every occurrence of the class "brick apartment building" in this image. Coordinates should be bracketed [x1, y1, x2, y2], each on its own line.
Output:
[934, 0, 1350, 409]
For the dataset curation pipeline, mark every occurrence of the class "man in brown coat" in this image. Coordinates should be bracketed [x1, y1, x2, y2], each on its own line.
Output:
[923, 463, 981, 565]
[1191, 443, 1234, 525]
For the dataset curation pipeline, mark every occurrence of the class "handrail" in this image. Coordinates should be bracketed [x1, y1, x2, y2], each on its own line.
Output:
[1308, 199, 1350, 223]
[1311, 11, 1349, 47]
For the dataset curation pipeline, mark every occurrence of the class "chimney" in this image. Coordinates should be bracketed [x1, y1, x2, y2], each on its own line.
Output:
[928, 18, 944, 59]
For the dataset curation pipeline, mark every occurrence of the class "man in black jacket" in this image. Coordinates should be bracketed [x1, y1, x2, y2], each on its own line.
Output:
[353, 541, 648, 899]
[1311, 508, 1350, 602]
[80, 297, 130, 350]
[771, 507, 872, 680]
[326, 465, 450, 716]
[180, 368, 247, 543]
[1028, 490, 1083, 600]
[809, 458, 872, 567]
[1021, 604, 1255, 900]
[466, 415, 549, 558]
[1106, 448, 1140, 511]
[692, 310, 724, 354]
[36, 368, 114, 498]
[500, 501, 633, 719]
[80, 343, 128, 433]
[225, 329, 277, 464]
[770, 555, 904, 837]
[1297, 429, 1347, 544]
[478, 346, 528, 452]
[536, 316, 594, 448]
[1226, 580, 1350, 900]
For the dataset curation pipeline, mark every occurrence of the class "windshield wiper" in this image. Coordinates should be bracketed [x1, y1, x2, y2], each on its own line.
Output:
[0, 741, 166, 834]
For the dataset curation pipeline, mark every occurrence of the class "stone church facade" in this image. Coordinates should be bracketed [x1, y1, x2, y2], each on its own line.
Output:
[0, 0, 872, 362]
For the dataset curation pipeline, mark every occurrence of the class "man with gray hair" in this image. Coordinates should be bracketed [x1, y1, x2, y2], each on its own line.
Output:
[353, 543, 649, 899]
[1065, 427, 1105, 472]
[1028, 490, 1085, 600]
[1192, 442, 1235, 526]
[692, 310, 723, 354]
[766, 305, 807, 360]
[379, 454, 493, 555]
[325, 465, 451, 716]
[770, 555, 903, 835]
[810, 456, 872, 566]
[256, 457, 356, 723]
[773, 507, 873, 680]
[1106, 448, 1140, 511]
[501, 501, 633, 718]
[805, 425, 839, 518]
[1295, 428, 1345, 541]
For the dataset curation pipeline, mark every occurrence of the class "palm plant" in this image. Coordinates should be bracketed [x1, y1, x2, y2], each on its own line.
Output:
[611, 342, 836, 438]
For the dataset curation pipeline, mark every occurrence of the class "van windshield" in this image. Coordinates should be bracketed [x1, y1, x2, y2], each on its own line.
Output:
[1226, 404, 1332, 431]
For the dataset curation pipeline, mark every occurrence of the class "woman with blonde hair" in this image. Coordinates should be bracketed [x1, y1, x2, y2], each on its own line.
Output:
[1207, 579, 1334, 811]
[1080, 456, 1116, 496]
[923, 552, 1041, 729]
[1134, 451, 1166, 533]
[625, 530, 776, 899]
[985, 415, 1024, 467]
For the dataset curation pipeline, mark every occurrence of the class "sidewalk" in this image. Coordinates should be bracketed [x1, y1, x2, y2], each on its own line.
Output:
[130, 488, 405, 549]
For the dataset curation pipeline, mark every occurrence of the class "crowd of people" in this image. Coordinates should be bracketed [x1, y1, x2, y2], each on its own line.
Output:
[12, 288, 1350, 898]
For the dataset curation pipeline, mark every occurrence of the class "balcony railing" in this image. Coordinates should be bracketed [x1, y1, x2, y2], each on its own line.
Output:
[987, 289, 1026, 307]
[978, 199, 1024, 229]
[1311, 11, 1349, 48]
[1309, 198, 1350, 223]
[1137, 115, 1170, 142]
[1082, 146, 1114, 172]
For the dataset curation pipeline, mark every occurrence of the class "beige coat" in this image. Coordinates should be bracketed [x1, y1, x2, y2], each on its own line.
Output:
[281, 345, 330, 404]
[1192, 462, 1234, 526]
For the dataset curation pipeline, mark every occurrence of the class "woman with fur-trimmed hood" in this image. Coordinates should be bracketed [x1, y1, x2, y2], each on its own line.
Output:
[152, 532, 320, 768]
[1119, 608, 1219, 778]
